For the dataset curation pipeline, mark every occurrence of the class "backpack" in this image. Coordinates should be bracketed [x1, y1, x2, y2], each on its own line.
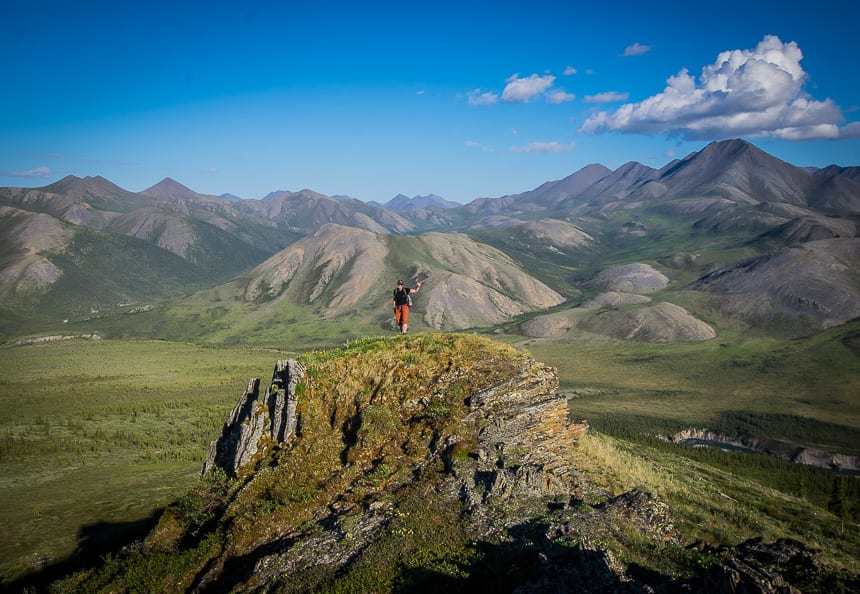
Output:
[394, 288, 413, 307]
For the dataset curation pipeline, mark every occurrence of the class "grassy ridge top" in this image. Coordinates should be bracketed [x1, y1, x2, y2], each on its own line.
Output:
[47, 334, 546, 591]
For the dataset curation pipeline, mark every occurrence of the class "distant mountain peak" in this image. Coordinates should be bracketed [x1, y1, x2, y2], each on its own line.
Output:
[508, 162, 613, 208]
[262, 188, 332, 202]
[384, 193, 458, 212]
[682, 138, 789, 170]
[143, 177, 199, 199]
[42, 174, 132, 197]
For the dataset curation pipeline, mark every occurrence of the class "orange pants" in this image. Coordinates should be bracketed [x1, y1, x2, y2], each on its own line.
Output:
[394, 305, 410, 327]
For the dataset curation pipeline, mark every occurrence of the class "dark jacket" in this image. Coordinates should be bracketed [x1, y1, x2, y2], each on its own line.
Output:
[393, 287, 413, 306]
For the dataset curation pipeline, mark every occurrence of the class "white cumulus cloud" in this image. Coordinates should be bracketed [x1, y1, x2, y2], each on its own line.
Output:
[511, 141, 575, 153]
[467, 89, 499, 105]
[580, 35, 856, 141]
[839, 122, 860, 138]
[623, 42, 652, 56]
[502, 73, 556, 103]
[547, 90, 576, 104]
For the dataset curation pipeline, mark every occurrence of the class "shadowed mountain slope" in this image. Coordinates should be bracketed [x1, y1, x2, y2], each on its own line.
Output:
[691, 237, 860, 331]
[0, 206, 73, 301]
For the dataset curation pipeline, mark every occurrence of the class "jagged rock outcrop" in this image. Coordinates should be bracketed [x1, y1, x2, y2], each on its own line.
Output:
[194, 338, 589, 590]
[202, 359, 305, 477]
[526, 524, 835, 593]
[458, 361, 585, 505]
[203, 349, 584, 491]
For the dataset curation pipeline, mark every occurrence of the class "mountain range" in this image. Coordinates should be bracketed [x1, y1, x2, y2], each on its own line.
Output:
[383, 193, 461, 212]
[1, 139, 858, 342]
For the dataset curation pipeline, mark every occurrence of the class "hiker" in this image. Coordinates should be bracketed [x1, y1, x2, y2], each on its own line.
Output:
[392, 279, 422, 334]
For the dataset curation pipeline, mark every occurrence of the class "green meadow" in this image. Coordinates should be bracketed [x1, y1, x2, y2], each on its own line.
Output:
[0, 339, 281, 582]
[523, 322, 860, 442]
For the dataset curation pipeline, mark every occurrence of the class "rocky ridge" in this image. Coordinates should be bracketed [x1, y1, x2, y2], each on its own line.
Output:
[189, 336, 588, 590]
[72, 334, 844, 593]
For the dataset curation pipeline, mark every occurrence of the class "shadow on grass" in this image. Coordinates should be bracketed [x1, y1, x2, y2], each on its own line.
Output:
[394, 525, 645, 594]
[2, 510, 163, 594]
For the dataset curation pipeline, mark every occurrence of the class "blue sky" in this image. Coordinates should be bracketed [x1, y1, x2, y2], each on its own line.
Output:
[2, 0, 859, 203]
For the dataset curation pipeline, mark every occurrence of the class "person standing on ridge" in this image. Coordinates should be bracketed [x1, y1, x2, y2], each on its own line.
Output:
[392, 279, 422, 334]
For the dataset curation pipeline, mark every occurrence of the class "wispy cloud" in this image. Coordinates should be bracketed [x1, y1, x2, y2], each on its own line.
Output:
[467, 89, 499, 105]
[5, 166, 54, 178]
[581, 35, 859, 141]
[585, 91, 629, 103]
[25, 152, 137, 166]
[465, 140, 494, 152]
[623, 42, 652, 56]
[511, 141, 575, 153]
[563, 66, 577, 76]
[502, 73, 556, 103]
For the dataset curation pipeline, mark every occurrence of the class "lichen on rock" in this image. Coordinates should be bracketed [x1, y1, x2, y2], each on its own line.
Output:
[202, 359, 305, 477]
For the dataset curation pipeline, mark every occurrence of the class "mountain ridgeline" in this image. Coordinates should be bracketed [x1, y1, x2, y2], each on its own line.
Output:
[0, 138, 858, 341]
[3, 140, 860, 592]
